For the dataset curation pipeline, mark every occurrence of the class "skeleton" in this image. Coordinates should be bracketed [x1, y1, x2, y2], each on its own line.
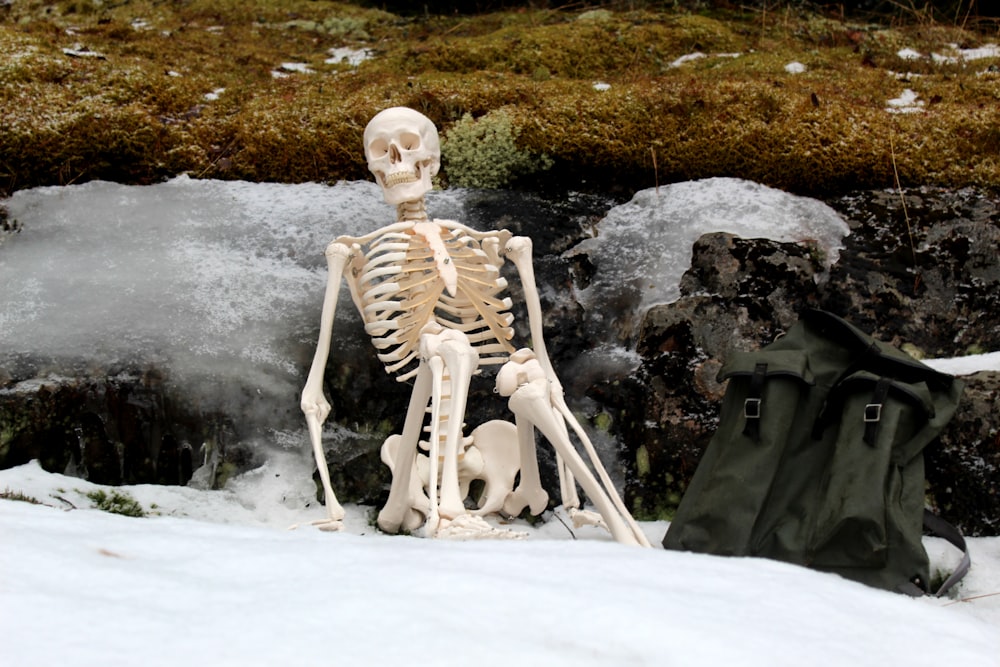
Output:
[300, 107, 649, 546]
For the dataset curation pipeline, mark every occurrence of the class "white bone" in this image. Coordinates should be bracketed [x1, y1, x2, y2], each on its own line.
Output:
[425, 353, 446, 532]
[363, 107, 440, 206]
[301, 107, 649, 545]
[463, 420, 521, 515]
[298, 242, 353, 531]
[376, 360, 434, 533]
[506, 376, 649, 546]
[379, 434, 428, 533]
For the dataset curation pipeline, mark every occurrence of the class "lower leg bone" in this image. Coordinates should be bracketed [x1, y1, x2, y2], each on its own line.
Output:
[507, 377, 647, 546]
[378, 364, 433, 534]
[433, 335, 479, 519]
[380, 435, 428, 532]
[502, 416, 549, 517]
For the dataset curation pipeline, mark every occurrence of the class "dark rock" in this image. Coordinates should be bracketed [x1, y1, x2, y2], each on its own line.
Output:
[926, 372, 1000, 537]
[622, 186, 1000, 534]
[821, 186, 1000, 355]
[0, 367, 255, 489]
[3, 184, 998, 536]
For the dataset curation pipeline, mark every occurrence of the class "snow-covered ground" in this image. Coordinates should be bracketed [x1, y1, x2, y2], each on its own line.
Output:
[2, 177, 999, 664]
[1, 458, 998, 667]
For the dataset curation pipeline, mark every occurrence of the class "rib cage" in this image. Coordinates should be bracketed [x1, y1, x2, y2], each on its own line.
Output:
[347, 223, 517, 382]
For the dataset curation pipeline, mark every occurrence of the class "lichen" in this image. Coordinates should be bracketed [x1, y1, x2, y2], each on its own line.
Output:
[441, 108, 552, 189]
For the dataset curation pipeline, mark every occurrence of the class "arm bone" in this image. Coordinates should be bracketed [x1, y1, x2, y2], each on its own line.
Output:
[299, 241, 353, 527]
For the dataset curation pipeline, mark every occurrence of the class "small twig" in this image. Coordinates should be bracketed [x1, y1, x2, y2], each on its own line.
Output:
[552, 509, 577, 540]
[51, 495, 77, 510]
[197, 137, 239, 178]
[943, 591, 1000, 606]
[650, 145, 659, 196]
[889, 130, 920, 288]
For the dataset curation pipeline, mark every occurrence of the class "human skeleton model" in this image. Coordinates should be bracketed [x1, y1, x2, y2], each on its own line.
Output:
[300, 107, 649, 546]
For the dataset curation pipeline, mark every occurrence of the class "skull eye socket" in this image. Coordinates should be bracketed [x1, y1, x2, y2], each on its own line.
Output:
[369, 138, 389, 159]
[398, 132, 421, 151]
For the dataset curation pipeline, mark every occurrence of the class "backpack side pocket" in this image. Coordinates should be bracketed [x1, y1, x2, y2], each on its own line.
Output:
[808, 373, 933, 571]
[663, 351, 813, 556]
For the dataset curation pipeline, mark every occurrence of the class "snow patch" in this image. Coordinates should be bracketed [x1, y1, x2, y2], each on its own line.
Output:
[670, 51, 706, 68]
[0, 461, 998, 666]
[326, 47, 373, 67]
[887, 88, 924, 114]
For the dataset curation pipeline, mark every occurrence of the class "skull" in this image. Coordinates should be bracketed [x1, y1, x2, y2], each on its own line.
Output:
[363, 107, 440, 206]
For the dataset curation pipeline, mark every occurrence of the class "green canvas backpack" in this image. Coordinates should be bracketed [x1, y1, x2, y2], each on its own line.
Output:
[662, 309, 970, 596]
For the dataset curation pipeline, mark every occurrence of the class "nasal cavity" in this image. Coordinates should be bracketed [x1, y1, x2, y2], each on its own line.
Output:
[389, 144, 401, 162]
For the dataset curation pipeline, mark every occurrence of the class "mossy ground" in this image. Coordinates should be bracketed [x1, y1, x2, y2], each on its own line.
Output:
[86, 488, 146, 517]
[1, 1, 998, 197]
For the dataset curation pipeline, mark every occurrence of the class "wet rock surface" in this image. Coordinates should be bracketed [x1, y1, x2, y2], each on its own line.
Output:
[1, 184, 997, 534]
[0, 363, 253, 489]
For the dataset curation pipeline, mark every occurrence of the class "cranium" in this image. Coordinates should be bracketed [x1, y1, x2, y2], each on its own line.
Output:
[363, 107, 440, 206]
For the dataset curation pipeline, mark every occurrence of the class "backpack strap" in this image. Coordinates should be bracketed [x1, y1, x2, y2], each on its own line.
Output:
[741, 362, 768, 441]
[898, 511, 971, 596]
[922, 509, 972, 597]
[862, 376, 893, 446]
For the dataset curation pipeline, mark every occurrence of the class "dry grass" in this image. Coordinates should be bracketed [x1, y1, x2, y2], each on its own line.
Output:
[1, 1, 998, 196]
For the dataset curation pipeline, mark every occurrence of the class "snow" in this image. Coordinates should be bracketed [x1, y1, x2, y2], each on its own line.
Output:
[326, 47, 373, 67]
[61, 44, 105, 59]
[887, 88, 925, 114]
[669, 51, 706, 67]
[1, 459, 998, 666]
[669, 52, 742, 68]
[896, 43, 1000, 68]
[932, 43, 1000, 65]
[278, 62, 313, 74]
[924, 351, 1000, 375]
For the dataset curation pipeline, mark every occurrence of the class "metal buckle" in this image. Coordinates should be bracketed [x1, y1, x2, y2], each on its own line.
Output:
[864, 403, 882, 423]
[744, 398, 762, 419]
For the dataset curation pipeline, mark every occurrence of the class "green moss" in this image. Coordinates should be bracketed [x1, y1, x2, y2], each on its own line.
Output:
[592, 411, 613, 433]
[1, 487, 42, 504]
[635, 445, 651, 478]
[86, 489, 146, 518]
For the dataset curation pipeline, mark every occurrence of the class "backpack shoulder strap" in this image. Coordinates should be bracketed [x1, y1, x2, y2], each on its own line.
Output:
[921, 510, 972, 597]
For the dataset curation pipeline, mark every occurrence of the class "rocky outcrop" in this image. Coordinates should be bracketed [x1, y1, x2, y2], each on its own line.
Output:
[0, 366, 251, 488]
[621, 186, 1000, 535]
[2, 185, 997, 535]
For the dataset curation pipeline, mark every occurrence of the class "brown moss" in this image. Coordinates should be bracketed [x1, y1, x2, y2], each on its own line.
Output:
[2, 2, 999, 196]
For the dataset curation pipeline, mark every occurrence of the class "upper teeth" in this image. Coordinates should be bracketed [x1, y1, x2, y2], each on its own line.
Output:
[384, 171, 418, 187]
